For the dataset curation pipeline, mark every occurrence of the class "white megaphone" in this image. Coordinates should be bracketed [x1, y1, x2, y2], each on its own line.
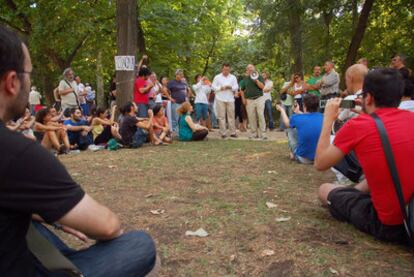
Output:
[250, 71, 259, 81]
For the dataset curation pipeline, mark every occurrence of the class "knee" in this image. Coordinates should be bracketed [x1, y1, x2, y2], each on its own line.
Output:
[318, 183, 335, 205]
[122, 231, 157, 272]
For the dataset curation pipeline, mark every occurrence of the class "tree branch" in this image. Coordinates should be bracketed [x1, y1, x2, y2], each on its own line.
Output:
[4, 0, 32, 34]
[0, 16, 28, 35]
[66, 35, 89, 66]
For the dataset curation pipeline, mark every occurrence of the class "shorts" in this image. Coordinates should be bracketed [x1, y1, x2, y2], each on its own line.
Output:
[327, 187, 408, 244]
[195, 103, 208, 121]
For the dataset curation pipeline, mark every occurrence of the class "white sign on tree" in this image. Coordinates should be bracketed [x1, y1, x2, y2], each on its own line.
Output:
[115, 56, 135, 71]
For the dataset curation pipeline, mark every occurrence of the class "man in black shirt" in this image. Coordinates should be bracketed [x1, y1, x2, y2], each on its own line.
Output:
[0, 27, 158, 276]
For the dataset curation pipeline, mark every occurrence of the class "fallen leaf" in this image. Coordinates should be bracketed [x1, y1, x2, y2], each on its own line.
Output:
[150, 209, 165, 215]
[266, 202, 278, 209]
[108, 165, 117, 169]
[329, 267, 339, 275]
[230, 255, 236, 262]
[275, 216, 291, 222]
[185, 228, 209, 237]
[145, 193, 153, 198]
[261, 249, 275, 257]
[267, 170, 277, 174]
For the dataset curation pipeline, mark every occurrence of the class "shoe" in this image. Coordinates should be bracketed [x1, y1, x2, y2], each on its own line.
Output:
[221, 135, 227, 139]
[249, 135, 259, 140]
[261, 136, 268, 140]
[230, 134, 238, 138]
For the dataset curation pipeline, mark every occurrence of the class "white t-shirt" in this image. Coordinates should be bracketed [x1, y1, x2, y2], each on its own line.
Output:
[59, 79, 79, 106]
[29, 90, 42, 105]
[211, 73, 239, 103]
[192, 82, 211, 104]
[77, 83, 86, 104]
[293, 83, 303, 99]
[263, 79, 273, 101]
[399, 100, 414, 112]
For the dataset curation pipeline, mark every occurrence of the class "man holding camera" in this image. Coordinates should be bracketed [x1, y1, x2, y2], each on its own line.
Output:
[315, 68, 414, 244]
[240, 64, 267, 140]
[317, 61, 340, 110]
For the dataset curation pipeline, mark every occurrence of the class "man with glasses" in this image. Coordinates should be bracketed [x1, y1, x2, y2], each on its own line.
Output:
[315, 68, 414, 245]
[59, 67, 79, 112]
[0, 27, 158, 276]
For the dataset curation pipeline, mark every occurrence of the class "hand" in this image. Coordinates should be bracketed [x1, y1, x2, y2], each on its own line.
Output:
[61, 225, 88, 242]
[142, 54, 148, 60]
[293, 103, 300, 114]
[324, 98, 342, 121]
[275, 104, 283, 112]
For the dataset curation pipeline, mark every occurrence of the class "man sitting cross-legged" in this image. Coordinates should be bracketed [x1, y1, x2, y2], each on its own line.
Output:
[0, 26, 158, 277]
[64, 107, 93, 150]
[276, 94, 323, 164]
[315, 68, 414, 244]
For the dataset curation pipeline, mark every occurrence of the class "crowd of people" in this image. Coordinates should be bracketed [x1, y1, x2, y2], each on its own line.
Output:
[2, 25, 414, 277]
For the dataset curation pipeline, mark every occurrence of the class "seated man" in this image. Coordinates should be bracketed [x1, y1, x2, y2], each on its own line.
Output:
[119, 102, 155, 148]
[276, 94, 323, 164]
[64, 108, 93, 150]
[0, 27, 158, 276]
[315, 68, 414, 244]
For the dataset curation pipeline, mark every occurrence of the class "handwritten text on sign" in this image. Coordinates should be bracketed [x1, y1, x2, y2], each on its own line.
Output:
[115, 56, 135, 71]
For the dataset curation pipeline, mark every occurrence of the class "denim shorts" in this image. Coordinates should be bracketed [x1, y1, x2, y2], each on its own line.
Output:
[195, 103, 208, 121]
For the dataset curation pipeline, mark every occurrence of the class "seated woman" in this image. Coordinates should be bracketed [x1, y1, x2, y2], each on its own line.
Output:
[177, 102, 208, 141]
[7, 108, 36, 140]
[91, 105, 122, 145]
[34, 108, 71, 154]
[151, 104, 172, 144]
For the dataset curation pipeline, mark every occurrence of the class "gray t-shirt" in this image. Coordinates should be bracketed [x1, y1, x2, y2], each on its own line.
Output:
[167, 80, 188, 104]
[59, 79, 78, 106]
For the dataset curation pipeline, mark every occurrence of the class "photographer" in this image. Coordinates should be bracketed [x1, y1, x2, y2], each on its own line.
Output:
[315, 68, 414, 244]
[316, 61, 340, 111]
[276, 94, 323, 164]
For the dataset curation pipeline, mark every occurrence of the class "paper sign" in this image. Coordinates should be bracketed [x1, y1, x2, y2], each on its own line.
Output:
[115, 56, 135, 71]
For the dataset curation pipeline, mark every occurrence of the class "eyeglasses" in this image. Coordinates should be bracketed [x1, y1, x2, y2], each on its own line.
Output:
[17, 70, 32, 75]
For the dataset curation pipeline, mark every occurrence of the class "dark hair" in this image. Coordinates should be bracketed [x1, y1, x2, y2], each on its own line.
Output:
[35, 107, 51, 124]
[222, 63, 230, 68]
[303, 94, 319, 112]
[0, 26, 25, 79]
[138, 67, 152, 77]
[403, 79, 414, 98]
[194, 74, 202, 82]
[63, 108, 72, 118]
[70, 107, 81, 115]
[94, 107, 106, 118]
[159, 76, 167, 83]
[152, 104, 163, 115]
[363, 68, 404, 108]
[120, 102, 134, 115]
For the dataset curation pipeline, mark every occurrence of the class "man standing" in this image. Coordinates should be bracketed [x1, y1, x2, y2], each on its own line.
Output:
[262, 71, 274, 130]
[276, 94, 323, 164]
[59, 67, 79, 112]
[211, 63, 239, 138]
[168, 69, 190, 133]
[75, 75, 89, 116]
[134, 67, 153, 118]
[317, 61, 340, 107]
[306, 66, 322, 97]
[241, 64, 267, 139]
[29, 86, 42, 115]
[0, 27, 158, 276]
[315, 68, 414, 244]
[391, 54, 412, 80]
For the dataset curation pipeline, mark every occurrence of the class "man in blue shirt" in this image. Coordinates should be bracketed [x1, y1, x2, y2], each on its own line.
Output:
[64, 108, 93, 150]
[276, 94, 323, 164]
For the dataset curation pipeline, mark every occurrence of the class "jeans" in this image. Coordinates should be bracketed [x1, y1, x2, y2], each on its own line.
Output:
[279, 105, 292, 130]
[286, 128, 313, 164]
[136, 103, 149, 118]
[264, 99, 274, 130]
[171, 102, 180, 133]
[68, 132, 93, 150]
[33, 222, 156, 277]
[208, 102, 218, 128]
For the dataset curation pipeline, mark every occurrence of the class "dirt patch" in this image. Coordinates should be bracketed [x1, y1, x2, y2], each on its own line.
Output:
[265, 260, 295, 276]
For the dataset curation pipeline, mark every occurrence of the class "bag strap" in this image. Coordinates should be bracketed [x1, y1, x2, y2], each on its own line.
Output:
[64, 80, 81, 109]
[370, 113, 411, 238]
[26, 223, 83, 277]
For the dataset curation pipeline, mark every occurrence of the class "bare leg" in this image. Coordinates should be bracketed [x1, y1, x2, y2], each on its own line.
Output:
[57, 129, 70, 150]
[44, 131, 61, 151]
[110, 126, 122, 141]
[318, 183, 346, 206]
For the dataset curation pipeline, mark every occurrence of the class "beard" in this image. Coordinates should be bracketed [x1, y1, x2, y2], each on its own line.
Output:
[7, 75, 30, 120]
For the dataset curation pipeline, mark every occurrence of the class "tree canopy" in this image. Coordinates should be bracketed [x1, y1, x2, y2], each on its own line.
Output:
[1, 0, 413, 104]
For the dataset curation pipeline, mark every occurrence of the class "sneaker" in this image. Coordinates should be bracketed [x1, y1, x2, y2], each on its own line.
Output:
[221, 135, 227, 139]
[261, 136, 268, 140]
[249, 134, 259, 140]
[69, 149, 81, 154]
[230, 134, 238, 138]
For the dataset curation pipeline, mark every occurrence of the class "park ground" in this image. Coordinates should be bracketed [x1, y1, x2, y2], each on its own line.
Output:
[58, 138, 414, 276]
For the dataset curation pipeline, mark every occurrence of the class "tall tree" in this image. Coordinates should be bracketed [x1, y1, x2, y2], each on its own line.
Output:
[116, 0, 137, 109]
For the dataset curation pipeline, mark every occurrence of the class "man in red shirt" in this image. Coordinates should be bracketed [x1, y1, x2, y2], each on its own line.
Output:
[315, 68, 414, 244]
[134, 67, 153, 117]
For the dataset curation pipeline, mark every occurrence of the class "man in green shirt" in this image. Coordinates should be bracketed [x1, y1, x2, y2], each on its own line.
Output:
[240, 64, 267, 140]
[306, 66, 322, 96]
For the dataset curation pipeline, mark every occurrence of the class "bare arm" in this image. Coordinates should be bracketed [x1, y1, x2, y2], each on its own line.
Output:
[314, 98, 345, 171]
[275, 104, 290, 128]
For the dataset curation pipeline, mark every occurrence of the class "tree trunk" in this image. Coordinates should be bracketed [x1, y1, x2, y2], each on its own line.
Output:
[96, 50, 105, 108]
[342, 0, 375, 76]
[287, 0, 303, 75]
[322, 10, 333, 59]
[116, 0, 137, 109]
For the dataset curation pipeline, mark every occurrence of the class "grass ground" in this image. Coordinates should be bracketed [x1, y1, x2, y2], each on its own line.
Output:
[59, 139, 414, 276]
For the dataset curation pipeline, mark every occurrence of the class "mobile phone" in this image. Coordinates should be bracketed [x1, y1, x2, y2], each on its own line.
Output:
[340, 100, 356, 109]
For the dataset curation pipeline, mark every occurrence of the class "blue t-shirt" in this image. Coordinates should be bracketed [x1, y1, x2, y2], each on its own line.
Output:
[290, 113, 323, 160]
[167, 80, 188, 104]
[64, 119, 88, 142]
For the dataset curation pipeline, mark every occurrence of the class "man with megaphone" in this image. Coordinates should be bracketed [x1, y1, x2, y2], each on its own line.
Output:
[240, 64, 267, 140]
